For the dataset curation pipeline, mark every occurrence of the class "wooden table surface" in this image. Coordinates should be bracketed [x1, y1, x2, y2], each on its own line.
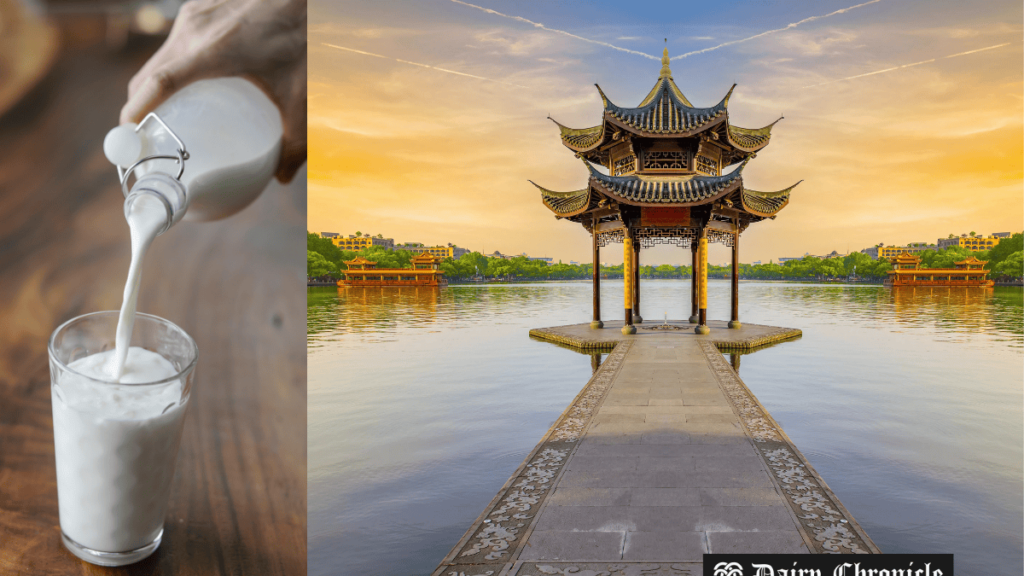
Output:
[0, 18, 307, 576]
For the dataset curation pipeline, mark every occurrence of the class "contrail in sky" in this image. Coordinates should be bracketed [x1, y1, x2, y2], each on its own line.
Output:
[674, 0, 884, 59]
[449, 0, 659, 60]
[802, 42, 1013, 88]
[323, 43, 527, 88]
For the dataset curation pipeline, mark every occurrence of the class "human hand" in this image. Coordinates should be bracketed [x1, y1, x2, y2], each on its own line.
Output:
[120, 0, 306, 183]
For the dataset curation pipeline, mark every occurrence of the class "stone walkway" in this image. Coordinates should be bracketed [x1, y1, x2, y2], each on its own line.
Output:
[433, 321, 878, 576]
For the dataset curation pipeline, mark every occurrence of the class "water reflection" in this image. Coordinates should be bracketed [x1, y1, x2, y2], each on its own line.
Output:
[309, 282, 1023, 576]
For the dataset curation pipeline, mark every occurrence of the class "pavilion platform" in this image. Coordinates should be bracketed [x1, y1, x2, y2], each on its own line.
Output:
[432, 321, 878, 576]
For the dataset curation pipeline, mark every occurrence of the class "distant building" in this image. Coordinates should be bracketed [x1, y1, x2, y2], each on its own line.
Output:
[817, 250, 846, 259]
[338, 254, 445, 287]
[885, 253, 993, 287]
[526, 255, 554, 264]
[485, 251, 511, 260]
[992, 232, 1012, 239]
[398, 243, 466, 259]
[861, 246, 879, 259]
[752, 261, 762, 266]
[937, 234, 1003, 251]
[333, 234, 395, 251]
[320, 232, 340, 239]
[878, 244, 929, 260]
[778, 257, 800, 263]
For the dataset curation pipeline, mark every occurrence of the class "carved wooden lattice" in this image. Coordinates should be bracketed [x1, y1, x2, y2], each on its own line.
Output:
[636, 227, 696, 248]
[707, 228, 735, 247]
[612, 154, 637, 176]
[695, 154, 719, 175]
[595, 229, 624, 247]
[641, 150, 687, 171]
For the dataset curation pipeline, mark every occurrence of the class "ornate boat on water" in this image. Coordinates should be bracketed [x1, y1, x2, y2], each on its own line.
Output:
[885, 253, 993, 287]
[337, 254, 446, 287]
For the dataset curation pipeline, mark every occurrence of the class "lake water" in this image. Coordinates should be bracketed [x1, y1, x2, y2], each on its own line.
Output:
[308, 281, 1023, 576]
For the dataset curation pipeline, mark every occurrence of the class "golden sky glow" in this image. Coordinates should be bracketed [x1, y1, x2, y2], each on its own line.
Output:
[309, 0, 1022, 265]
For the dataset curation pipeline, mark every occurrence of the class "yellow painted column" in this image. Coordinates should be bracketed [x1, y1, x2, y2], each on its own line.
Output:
[622, 235, 636, 334]
[695, 235, 710, 334]
[699, 237, 708, 309]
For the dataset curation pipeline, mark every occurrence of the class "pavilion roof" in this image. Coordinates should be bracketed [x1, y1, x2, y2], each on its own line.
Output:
[726, 121, 780, 152]
[739, 182, 800, 217]
[531, 183, 591, 217]
[345, 256, 376, 265]
[550, 50, 778, 161]
[411, 253, 442, 262]
[585, 158, 746, 206]
[955, 256, 987, 265]
[534, 160, 798, 223]
[598, 80, 732, 137]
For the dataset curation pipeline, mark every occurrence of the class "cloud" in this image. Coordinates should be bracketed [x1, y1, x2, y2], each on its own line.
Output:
[473, 28, 558, 56]
[802, 41, 1014, 88]
[449, 0, 658, 60]
[308, 3, 1023, 265]
[322, 43, 528, 88]
[674, 0, 883, 59]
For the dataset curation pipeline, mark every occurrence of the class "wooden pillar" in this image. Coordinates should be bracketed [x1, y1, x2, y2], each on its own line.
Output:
[689, 241, 698, 323]
[622, 233, 636, 335]
[632, 238, 642, 323]
[729, 231, 741, 329]
[590, 217, 603, 329]
[695, 229, 710, 335]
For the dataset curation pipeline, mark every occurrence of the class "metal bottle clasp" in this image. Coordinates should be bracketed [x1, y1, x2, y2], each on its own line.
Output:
[116, 112, 190, 197]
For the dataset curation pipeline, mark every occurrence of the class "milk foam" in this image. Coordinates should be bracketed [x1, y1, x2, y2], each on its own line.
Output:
[52, 347, 187, 553]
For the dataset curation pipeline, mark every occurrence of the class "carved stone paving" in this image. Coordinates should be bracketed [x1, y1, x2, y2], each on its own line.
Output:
[442, 341, 633, 570]
[698, 340, 877, 555]
[639, 323, 686, 331]
[517, 563, 700, 576]
[550, 340, 631, 442]
[764, 447, 868, 554]
[459, 448, 567, 561]
[528, 325, 620, 351]
[701, 342, 780, 443]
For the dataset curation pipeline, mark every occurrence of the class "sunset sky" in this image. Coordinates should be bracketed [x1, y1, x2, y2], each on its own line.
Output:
[308, 0, 1022, 266]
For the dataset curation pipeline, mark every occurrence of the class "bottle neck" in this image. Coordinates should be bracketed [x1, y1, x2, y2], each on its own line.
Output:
[123, 173, 188, 234]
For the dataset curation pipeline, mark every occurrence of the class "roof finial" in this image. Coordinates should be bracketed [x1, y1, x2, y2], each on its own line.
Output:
[660, 40, 671, 78]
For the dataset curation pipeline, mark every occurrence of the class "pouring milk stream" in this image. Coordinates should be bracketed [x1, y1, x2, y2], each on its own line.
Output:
[103, 77, 283, 379]
[51, 77, 282, 560]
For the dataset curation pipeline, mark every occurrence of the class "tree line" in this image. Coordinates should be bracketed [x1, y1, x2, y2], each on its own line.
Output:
[308, 232, 1024, 282]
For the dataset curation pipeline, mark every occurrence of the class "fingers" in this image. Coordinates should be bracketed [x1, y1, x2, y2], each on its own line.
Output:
[271, 50, 306, 183]
[275, 143, 306, 184]
[274, 95, 307, 183]
[120, 1, 206, 124]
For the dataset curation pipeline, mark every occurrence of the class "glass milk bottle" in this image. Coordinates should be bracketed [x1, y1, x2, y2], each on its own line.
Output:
[103, 77, 283, 233]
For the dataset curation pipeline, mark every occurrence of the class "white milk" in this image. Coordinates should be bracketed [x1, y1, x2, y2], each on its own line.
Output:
[52, 346, 186, 552]
[108, 193, 165, 379]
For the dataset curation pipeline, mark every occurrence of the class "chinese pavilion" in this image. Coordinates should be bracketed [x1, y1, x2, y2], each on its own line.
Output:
[338, 254, 446, 287]
[533, 48, 798, 334]
[885, 253, 993, 287]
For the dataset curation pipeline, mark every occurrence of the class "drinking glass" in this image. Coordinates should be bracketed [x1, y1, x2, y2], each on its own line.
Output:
[48, 311, 198, 566]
